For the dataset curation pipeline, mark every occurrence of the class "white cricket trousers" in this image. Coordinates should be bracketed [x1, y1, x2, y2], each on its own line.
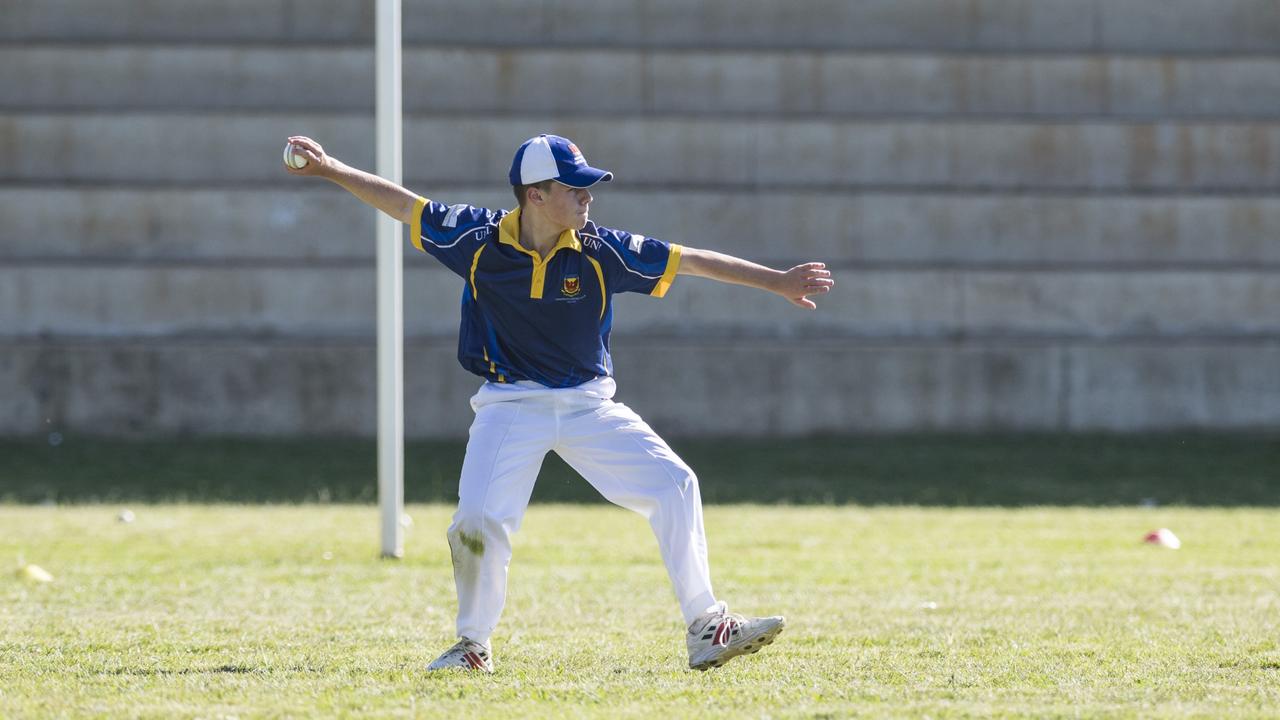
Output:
[447, 377, 717, 643]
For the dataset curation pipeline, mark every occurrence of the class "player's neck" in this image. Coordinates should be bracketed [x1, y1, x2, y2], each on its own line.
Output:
[517, 207, 568, 258]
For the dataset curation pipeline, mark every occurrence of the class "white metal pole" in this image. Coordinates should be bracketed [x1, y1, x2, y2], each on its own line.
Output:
[375, 0, 404, 559]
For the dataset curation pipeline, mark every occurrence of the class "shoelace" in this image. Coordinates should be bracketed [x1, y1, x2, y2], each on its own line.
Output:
[449, 641, 485, 659]
[708, 613, 744, 647]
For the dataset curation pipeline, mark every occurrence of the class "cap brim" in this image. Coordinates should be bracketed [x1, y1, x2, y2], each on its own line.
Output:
[556, 166, 613, 188]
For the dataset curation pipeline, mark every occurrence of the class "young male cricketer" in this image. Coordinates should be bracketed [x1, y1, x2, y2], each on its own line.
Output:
[284, 133, 835, 672]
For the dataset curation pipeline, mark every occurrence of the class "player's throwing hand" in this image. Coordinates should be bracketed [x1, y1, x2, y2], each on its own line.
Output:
[283, 136, 329, 176]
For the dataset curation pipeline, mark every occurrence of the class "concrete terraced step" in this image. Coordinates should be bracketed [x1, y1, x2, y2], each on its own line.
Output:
[5, 0, 1279, 53]
[4, 114, 1280, 191]
[1, 338, 474, 436]
[2, 265, 1276, 340]
[4, 339, 1277, 435]
[6, 46, 1280, 120]
[4, 188, 1280, 267]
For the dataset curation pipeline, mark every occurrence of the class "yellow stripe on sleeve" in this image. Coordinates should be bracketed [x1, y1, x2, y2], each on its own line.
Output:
[585, 255, 607, 320]
[469, 244, 487, 300]
[650, 243, 682, 298]
[410, 197, 428, 252]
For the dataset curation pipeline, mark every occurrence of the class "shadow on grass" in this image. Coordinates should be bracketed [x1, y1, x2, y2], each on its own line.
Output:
[103, 665, 258, 676]
[1, 434, 1276, 506]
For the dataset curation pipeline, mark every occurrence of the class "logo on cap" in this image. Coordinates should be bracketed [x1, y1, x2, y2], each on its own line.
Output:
[510, 134, 612, 187]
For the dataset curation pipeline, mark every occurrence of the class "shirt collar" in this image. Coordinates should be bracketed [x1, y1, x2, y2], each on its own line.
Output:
[498, 207, 582, 262]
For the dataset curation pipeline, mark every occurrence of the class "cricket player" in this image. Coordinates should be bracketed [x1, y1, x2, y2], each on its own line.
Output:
[284, 133, 835, 672]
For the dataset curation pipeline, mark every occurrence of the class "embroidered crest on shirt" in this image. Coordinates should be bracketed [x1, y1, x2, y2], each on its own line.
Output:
[562, 275, 582, 297]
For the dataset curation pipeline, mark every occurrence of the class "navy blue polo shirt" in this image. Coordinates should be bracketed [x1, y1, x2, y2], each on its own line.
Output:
[410, 197, 682, 388]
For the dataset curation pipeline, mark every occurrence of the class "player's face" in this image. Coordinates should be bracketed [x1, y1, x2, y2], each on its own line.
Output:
[542, 182, 593, 231]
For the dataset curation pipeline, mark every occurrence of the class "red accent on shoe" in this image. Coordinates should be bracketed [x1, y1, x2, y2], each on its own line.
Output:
[713, 620, 732, 647]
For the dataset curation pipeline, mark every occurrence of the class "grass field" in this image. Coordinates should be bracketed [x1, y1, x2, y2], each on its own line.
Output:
[3, 503, 1279, 718]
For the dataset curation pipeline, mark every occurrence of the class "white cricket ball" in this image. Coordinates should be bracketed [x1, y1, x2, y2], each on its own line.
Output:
[283, 143, 308, 169]
[1143, 528, 1181, 549]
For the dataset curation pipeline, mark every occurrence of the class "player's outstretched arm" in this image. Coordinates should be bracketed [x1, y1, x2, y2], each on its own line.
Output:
[283, 136, 418, 225]
[677, 246, 835, 310]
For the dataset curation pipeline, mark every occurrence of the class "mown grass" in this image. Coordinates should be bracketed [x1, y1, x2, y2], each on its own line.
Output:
[1, 433, 1277, 505]
[3, 504, 1279, 718]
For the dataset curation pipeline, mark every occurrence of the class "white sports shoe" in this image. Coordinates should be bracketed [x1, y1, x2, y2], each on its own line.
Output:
[686, 602, 786, 671]
[426, 638, 494, 674]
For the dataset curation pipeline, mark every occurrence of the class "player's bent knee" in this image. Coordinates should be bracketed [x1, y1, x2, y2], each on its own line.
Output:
[447, 525, 487, 559]
[675, 466, 700, 497]
[448, 506, 516, 555]
[648, 467, 700, 510]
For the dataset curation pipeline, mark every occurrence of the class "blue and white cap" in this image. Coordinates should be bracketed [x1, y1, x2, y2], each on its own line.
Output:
[508, 134, 613, 188]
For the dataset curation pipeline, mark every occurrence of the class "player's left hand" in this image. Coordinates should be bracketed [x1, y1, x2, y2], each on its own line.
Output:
[777, 262, 834, 309]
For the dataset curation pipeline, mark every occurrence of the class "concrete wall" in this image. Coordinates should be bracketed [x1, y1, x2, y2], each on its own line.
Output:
[7, 115, 1280, 191]
[7, 1, 1279, 53]
[7, 340, 1277, 436]
[2, 0, 1278, 436]
[9, 47, 1280, 119]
